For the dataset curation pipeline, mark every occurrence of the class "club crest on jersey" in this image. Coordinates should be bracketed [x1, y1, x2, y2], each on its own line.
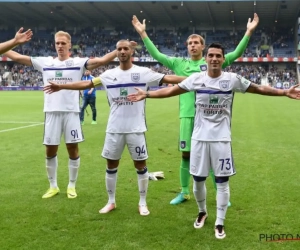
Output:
[55, 71, 63, 77]
[241, 78, 251, 85]
[200, 65, 207, 71]
[209, 95, 219, 104]
[65, 60, 74, 67]
[131, 73, 140, 82]
[120, 87, 128, 96]
[180, 141, 186, 149]
[219, 80, 230, 90]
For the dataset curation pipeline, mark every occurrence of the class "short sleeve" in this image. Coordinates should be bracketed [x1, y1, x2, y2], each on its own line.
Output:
[232, 73, 251, 93]
[178, 73, 198, 91]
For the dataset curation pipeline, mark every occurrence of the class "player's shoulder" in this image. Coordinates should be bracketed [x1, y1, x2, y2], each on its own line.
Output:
[174, 57, 190, 64]
[131, 64, 159, 75]
[220, 72, 242, 86]
[132, 64, 150, 72]
[194, 71, 206, 78]
[220, 71, 237, 79]
[183, 72, 205, 85]
[31, 56, 53, 62]
[100, 66, 117, 78]
[72, 56, 89, 64]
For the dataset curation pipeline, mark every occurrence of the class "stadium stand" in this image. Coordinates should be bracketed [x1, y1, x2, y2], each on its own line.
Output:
[0, 1, 299, 87]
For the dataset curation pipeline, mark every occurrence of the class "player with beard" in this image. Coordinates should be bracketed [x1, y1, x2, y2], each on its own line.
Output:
[43, 40, 186, 215]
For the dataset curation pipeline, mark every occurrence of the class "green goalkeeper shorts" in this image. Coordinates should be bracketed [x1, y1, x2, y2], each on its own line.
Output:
[178, 117, 194, 152]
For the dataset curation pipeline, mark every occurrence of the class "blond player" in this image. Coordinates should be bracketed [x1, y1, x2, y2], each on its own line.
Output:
[4, 31, 123, 199]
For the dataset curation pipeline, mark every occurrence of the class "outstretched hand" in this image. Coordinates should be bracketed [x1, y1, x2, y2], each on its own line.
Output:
[15, 27, 33, 45]
[132, 15, 146, 34]
[286, 84, 300, 99]
[247, 13, 259, 34]
[127, 87, 146, 102]
[43, 81, 60, 94]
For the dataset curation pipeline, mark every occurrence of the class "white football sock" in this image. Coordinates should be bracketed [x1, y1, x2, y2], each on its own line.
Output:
[137, 167, 149, 206]
[46, 155, 58, 188]
[193, 180, 207, 213]
[68, 157, 80, 188]
[215, 181, 230, 226]
[106, 167, 118, 204]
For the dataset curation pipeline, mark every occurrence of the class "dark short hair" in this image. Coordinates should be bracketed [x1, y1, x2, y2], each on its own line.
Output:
[205, 43, 225, 57]
[116, 39, 132, 49]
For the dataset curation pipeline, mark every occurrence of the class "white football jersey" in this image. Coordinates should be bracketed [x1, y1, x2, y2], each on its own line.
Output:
[95, 65, 164, 133]
[179, 72, 251, 141]
[32, 57, 88, 112]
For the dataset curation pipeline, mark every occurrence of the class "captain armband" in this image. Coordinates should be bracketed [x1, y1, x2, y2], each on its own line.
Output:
[91, 77, 102, 87]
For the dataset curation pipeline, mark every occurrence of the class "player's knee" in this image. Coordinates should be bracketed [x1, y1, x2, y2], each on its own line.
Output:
[66, 143, 78, 152]
[215, 176, 229, 183]
[46, 145, 58, 157]
[193, 175, 206, 182]
[107, 159, 119, 169]
[133, 160, 146, 170]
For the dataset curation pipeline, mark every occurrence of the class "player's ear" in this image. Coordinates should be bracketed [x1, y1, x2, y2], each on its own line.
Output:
[204, 53, 208, 62]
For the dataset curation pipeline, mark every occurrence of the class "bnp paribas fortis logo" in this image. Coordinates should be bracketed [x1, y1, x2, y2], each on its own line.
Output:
[209, 95, 219, 104]
[120, 87, 128, 96]
[55, 71, 63, 77]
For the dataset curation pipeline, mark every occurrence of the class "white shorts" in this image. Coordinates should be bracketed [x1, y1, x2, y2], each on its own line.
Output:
[43, 112, 84, 145]
[102, 133, 148, 161]
[189, 140, 236, 177]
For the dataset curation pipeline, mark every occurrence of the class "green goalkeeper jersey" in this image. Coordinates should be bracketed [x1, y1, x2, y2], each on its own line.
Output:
[143, 36, 250, 118]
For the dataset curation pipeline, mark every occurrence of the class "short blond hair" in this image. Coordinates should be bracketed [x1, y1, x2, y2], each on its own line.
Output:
[55, 31, 71, 42]
[186, 34, 205, 45]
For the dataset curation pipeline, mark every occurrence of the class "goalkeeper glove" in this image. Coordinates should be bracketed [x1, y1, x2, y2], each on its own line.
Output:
[149, 171, 165, 181]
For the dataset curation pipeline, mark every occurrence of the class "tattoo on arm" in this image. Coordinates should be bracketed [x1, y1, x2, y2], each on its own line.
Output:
[248, 83, 284, 96]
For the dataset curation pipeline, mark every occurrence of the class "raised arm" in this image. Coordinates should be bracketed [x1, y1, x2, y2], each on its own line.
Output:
[132, 15, 172, 66]
[127, 85, 187, 102]
[223, 13, 259, 66]
[247, 83, 300, 99]
[86, 41, 137, 70]
[244, 13, 259, 37]
[86, 50, 117, 70]
[0, 27, 33, 55]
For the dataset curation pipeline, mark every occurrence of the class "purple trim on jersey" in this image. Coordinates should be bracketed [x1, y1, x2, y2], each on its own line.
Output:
[43, 67, 81, 71]
[106, 83, 146, 89]
[196, 90, 232, 94]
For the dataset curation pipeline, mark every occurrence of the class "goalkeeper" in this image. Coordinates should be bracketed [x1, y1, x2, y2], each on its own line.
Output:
[132, 13, 259, 205]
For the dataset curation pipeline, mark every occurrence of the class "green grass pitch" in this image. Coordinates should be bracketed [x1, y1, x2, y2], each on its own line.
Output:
[0, 91, 300, 250]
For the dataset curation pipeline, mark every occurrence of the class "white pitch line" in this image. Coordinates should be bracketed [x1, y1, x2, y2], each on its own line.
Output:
[0, 121, 43, 124]
[0, 123, 44, 133]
